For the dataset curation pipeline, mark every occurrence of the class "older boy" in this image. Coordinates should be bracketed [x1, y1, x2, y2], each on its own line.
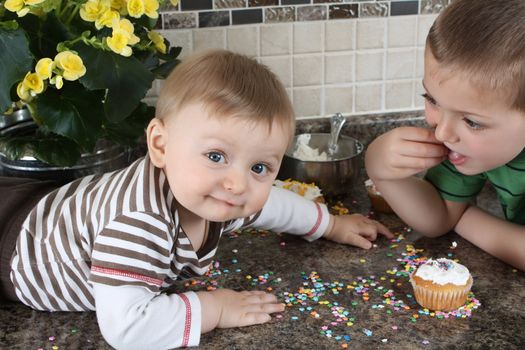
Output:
[365, 0, 525, 270]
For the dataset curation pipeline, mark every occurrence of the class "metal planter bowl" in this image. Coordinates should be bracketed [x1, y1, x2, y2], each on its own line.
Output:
[277, 133, 363, 199]
[0, 109, 134, 184]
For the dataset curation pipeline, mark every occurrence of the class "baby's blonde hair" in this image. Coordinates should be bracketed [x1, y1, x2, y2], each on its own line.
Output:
[156, 49, 295, 136]
[427, 0, 525, 112]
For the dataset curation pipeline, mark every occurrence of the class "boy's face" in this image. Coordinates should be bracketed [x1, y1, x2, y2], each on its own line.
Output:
[422, 50, 525, 175]
[156, 103, 291, 222]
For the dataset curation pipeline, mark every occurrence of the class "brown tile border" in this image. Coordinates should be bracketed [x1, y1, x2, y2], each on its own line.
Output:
[160, 0, 442, 30]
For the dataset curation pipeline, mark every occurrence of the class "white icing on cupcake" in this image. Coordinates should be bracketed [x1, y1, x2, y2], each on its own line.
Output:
[414, 258, 470, 285]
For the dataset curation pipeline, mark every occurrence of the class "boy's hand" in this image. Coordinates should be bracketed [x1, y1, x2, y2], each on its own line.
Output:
[365, 126, 448, 181]
[198, 289, 284, 332]
[323, 214, 393, 249]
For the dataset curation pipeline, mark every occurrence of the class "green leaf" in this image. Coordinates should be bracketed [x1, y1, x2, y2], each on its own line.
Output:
[0, 26, 33, 113]
[33, 136, 82, 166]
[74, 43, 155, 123]
[0, 133, 82, 166]
[104, 102, 154, 145]
[36, 82, 105, 152]
[16, 12, 71, 59]
[152, 58, 181, 79]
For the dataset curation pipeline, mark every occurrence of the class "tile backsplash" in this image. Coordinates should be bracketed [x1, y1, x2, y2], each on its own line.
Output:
[146, 0, 452, 119]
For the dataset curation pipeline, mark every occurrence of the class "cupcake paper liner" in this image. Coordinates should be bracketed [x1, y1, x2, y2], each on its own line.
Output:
[410, 275, 473, 311]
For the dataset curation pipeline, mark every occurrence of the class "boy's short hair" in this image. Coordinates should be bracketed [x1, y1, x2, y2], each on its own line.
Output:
[156, 49, 295, 135]
[427, 0, 525, 112]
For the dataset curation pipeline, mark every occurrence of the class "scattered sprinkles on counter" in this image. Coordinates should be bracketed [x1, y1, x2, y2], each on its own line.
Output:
[176, 224, 481, 347]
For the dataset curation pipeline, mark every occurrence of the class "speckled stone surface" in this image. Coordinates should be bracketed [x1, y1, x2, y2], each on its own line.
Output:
[1, 112, 524, 349]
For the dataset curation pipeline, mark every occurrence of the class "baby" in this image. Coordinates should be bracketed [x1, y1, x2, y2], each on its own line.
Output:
[0, 49, 392, 349]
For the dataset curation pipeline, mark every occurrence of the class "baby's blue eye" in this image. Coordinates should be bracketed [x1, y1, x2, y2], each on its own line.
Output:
[251, 163, 267, 175]
[207, 152, 225, 163]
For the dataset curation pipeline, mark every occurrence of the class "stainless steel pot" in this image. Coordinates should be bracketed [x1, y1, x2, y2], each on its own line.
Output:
[277, 133, 363, 198]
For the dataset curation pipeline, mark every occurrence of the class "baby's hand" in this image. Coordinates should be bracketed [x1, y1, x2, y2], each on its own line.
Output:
[323, 214, 393, 249]
[365, 126, 448, 181]
[198, 289, 284, 332]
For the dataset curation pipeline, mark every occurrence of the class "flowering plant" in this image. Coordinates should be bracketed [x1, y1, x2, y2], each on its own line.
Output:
[0, 0, 181, 166]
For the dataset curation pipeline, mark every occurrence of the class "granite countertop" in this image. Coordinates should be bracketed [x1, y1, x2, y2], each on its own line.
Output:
[1, 112, 524, 349]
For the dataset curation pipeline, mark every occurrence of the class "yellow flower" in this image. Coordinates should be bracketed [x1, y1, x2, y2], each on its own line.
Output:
[144, 0, 159, 19]
[115, 18, 140, 45]
[4, 0, 24, 12]
[148, 31, 166, 54]
[106, 31, 132, 56]
[54, 51, 86, 81]
[80, 0, 110, 23]
[35, 58, 54, 80]
[110, 0, 128, 15]
[21, 72, 44, 96]
[127, 0, 145, 18]
[16, 81, 30, 101]
[4, 0, 31, 17]
[24, 0, 45, 5]
[95, 9, 120, 29]
[169, 0, 179, 6]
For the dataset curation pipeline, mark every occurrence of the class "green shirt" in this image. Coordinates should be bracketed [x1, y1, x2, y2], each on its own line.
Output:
[425, 149, 525, 224]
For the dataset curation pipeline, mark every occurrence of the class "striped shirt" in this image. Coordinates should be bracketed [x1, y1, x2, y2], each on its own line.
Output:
[425, 149, 525, 224]
[10, 155, 329, 347]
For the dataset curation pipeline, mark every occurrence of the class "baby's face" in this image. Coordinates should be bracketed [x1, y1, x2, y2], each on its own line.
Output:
[162, 102, 291, 222]
[422, 50, 525, 175]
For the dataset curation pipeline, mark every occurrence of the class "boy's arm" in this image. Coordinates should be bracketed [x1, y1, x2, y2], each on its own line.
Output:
[455, 205, 525, 271]
[372, 176, 468, 236]
[365, 126, 465, 235]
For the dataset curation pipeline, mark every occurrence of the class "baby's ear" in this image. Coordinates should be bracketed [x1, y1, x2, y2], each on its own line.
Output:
[147, 118, 167, 168]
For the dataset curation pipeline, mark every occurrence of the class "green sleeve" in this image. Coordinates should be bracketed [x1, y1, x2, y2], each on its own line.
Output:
[424, 161, 486, 202]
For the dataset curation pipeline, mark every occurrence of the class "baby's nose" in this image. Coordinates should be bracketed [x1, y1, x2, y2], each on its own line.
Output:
[223, 169, 247, 194]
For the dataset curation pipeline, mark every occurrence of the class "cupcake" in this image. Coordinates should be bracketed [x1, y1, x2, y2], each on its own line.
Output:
[274, 179, 325, 203]
[365, 179, 393, 213]
[410, 258, 473, 311]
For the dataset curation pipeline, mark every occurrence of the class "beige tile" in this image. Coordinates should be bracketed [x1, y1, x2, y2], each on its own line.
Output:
[385, 81, 413, 109]
[193, 28, 226, 52]
[355, 83, 383, 112]
[293, 87, 322, 117]
[293, 22, 323, 54]
[260, 56, 292, 88]
[417, 14, 438, 46]
[325, 86, 354, 115]
[325, 53, 354, 84]
[416, 47, 425, 78]
[227, 27, 258, 57]
[387, 16, 417, 48]
[325, 20, 356, 52]
[414, 80, 426, 108]
[293, 55, 323, 87]
[356, 18, 386, 50]
[356, 51, 384, 82]
[261, 24, 292, 56]
[386, 49, 415, 80]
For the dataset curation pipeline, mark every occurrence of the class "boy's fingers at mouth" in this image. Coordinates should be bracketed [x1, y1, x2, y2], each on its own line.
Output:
[400, 142, 448, 158]
[399, 127, 443, 144]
